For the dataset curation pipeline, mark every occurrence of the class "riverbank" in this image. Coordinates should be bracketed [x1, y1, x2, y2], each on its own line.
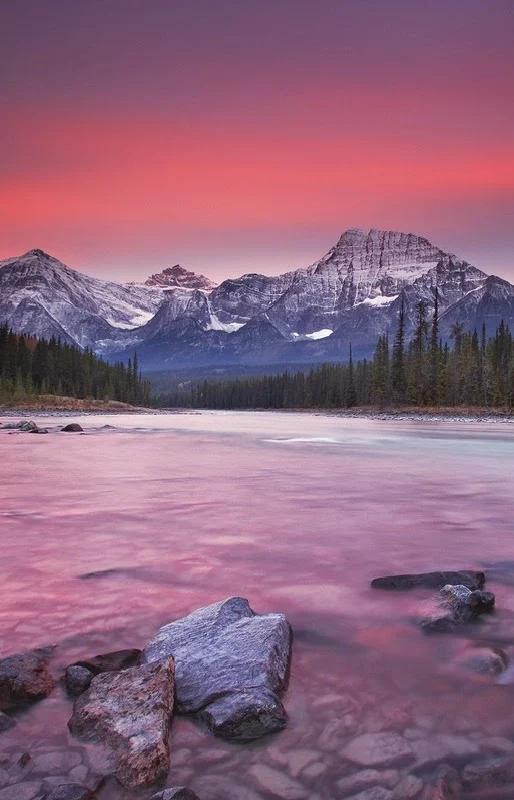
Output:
[0, 394, 156, 414]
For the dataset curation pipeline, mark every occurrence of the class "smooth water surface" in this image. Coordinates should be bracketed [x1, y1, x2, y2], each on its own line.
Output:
[1, 411, 514, 798]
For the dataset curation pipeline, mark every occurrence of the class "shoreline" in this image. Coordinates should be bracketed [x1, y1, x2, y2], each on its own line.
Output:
[0, 404, 513, 424]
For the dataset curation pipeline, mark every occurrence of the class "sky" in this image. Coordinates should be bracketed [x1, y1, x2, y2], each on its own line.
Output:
[1, 0, 513, 283]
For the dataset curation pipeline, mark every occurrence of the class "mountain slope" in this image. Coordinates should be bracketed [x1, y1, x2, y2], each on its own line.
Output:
[1, 231, 513, 370]
[0, 249, 163, 349]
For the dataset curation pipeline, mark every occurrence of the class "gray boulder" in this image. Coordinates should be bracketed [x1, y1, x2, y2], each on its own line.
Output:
[68, 658, 174, 788]
[0, 647, 55, 711]
[65, 666, 94, 697]
[421, 584, 495, 633]
[0, 420, 39, 432]
[143, 597, 291, 742]
[371, 570, 485, 591]
[61, 424, 83, 433]
[150, 790, 200, 800]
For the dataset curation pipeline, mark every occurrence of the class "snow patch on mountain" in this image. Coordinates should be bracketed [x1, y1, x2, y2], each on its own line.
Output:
[356, 294, 398, 307]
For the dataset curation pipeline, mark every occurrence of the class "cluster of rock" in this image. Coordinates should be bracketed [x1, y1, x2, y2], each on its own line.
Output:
[372, 568, 507, 677]
[2, 579, 514, 799]
[0, 598, 291, 797]
[0, 421, 83, 434]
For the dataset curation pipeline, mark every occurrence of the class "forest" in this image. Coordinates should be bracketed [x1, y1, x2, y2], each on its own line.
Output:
[0, 325, 151, 406]
[159, 302, 514, 411]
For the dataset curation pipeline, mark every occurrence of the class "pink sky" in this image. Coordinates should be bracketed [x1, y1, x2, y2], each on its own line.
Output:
[1, 0, 513, 282]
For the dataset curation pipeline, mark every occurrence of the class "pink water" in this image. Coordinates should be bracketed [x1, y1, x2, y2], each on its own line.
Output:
[1, 411, 514, 798]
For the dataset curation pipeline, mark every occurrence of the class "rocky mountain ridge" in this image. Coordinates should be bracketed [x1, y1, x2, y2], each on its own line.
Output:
[1, 230, 513, 369]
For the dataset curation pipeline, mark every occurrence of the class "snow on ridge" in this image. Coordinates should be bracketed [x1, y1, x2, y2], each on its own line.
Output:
[292, 328, 333, 341]
[204, 313, 246, 333]
[356, 294, 398, 308]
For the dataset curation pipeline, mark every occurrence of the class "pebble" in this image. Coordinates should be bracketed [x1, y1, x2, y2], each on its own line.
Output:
[0, 782, 42, 800]
[249, 764, 308, 799]
[342, 733, 414, 768]
[336, 769, 399, 795]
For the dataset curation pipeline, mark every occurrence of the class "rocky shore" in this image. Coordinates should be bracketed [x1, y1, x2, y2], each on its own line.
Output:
[1, 573, 514, 800]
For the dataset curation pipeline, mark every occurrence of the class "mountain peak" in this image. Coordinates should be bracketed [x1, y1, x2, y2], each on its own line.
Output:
[144, 264, 217, 291]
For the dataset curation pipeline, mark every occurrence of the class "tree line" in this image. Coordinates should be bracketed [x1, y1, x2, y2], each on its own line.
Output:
[0, 325, 151, 405]
[160, 304, 514, 411]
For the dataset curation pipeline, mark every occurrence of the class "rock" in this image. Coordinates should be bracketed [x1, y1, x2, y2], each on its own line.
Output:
[452, 645, 507, 676]
[249, 764, 308, 799]
[61, 424, 83, 433]
[0, 714, 14, 733]
[420, 584, 495, 633]
[461, 755, 514, 787]
[411, 735, 479, 769]
[0, 783, 42, 800]
[68, 766, 88, 784]
[0, 420, 39, 432]
[0, 772, 8, 790]
[342, 733, 414, 769]
[287, 750, 319, 778]
[32, 751, 82, 776]
[143, 597, 291, 742]
[65, 667, 94, 697]
[391, 775, 423, 799]
[336, 769, 399, 794]
[68, 658, 174, 788]
[30, 428, 48, 434]
[64, 649, 141, 696]
[150, 790, 200, 800]
[345, 789, 393, 800]
[42, 786, 93, 800]
[0, 647, 55, 711]
[371, 571, 485, 591]
[427, 764, 461, 799]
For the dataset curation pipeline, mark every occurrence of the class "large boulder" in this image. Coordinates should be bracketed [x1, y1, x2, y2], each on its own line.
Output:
[68, 658, 174, 788]
[143, 597, 291, 742]
[61, 423, 83, 433]
[64, 649, 141, 696]
[371, 571, 485, 591]
[421, 584, 495, 633]
[0, 647, 55, 711]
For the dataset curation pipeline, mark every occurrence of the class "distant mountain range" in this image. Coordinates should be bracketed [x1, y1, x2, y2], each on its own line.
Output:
[1, 229, 513, 370]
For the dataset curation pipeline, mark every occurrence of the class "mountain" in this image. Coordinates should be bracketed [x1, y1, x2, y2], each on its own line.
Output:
[1, 231, 513, 370]
[143, 264, 217, 291]
[0, 249, 163, 350]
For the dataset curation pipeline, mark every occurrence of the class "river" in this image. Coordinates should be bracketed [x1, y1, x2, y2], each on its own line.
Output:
[1, 411, 514, 799]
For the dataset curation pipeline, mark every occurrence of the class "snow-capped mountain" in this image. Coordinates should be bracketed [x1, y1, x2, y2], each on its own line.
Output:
[144, 264, 217, 291]
[0, 249, 163, 349]
[1, 231, 513, 369]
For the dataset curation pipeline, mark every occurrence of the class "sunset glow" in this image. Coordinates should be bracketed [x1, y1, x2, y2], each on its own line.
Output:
[1, 0, 513, 280]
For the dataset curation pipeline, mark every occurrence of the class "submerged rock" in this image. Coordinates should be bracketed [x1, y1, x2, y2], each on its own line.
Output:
[371, 570, 485, 591]
[461, 755, 514, 788]
[41, 786, 94, 800]
[427, 764, 461, 799]
[150, 790, 201, 800]
[143, 597, 291, 742]
[342, 733, 414, 769]
[68, 658, 174, 788]
[421, 584, 495, 633]
[61, 424, 83, 433]
[64, 649, 141, 696]
[0, 647, 55, 711]
[452, 645, 507, 677]
[0, 713, 15, 733]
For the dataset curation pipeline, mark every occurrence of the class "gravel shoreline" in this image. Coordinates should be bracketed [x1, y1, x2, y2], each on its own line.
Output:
[0, 407, 512, 424]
